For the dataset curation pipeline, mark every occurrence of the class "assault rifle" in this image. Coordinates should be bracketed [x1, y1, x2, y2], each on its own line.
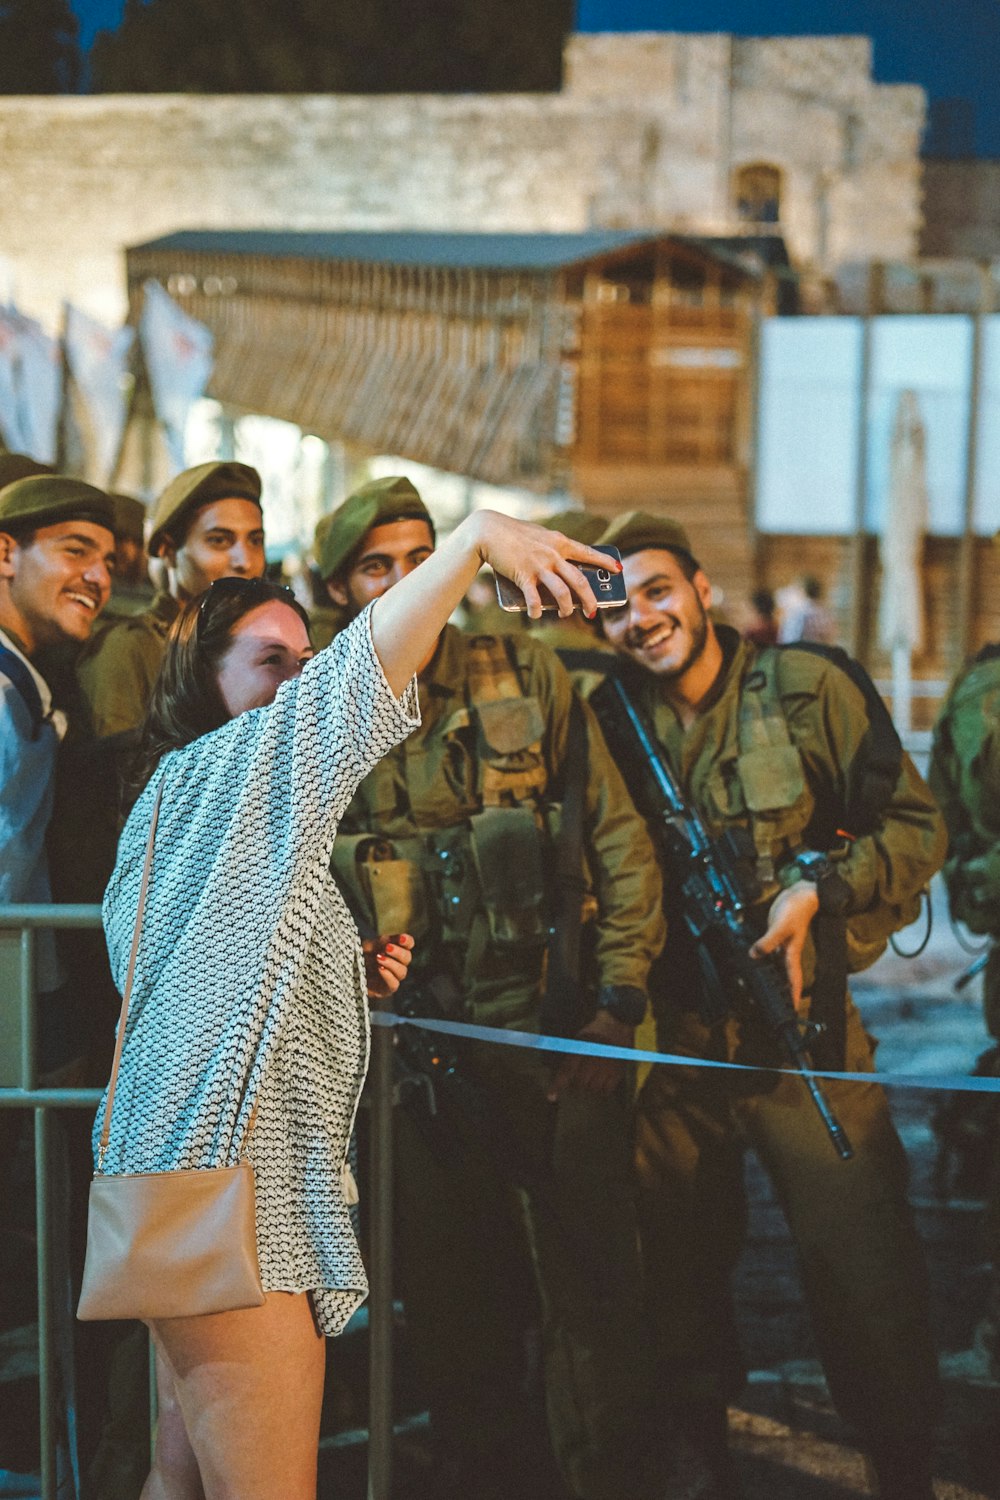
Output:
[590, 673, 853, 1162]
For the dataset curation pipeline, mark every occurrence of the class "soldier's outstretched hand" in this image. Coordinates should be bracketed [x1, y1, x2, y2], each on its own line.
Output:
[364, 932, 415, 998]
[749, 884, 820, 1011]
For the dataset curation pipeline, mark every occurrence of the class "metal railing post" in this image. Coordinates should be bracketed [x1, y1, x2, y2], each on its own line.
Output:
[35, 1105, 56, 1500]
[367, 1009, 394, 1500]
[20, 926, 36, 1091]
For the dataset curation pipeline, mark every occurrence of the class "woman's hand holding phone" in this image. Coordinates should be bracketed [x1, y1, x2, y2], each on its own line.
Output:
[468, 512, 622, 621]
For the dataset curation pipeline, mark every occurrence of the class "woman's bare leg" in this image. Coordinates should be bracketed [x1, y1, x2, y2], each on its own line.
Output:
[141, 1349, 205, 1500]
[145, 1292, 325, 1500]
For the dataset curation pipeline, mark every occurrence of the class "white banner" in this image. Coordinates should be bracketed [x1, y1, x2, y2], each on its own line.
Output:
[64, 303, 135, 484]
[16, 315, 62, 464]
[139, 280, 213, 472]
[0, 308, 29, 453]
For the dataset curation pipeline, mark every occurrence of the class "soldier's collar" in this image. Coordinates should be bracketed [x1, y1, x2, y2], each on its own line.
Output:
[679, 623, 743, 720]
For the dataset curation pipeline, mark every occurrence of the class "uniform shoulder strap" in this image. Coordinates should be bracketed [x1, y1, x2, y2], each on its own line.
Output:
[0, 643, 45, 736]
[773, 641, 903, 837]
[463, 632, 526, 705]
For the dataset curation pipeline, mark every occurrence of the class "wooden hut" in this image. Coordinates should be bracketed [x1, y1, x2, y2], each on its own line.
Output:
[126, 230, 767, 598]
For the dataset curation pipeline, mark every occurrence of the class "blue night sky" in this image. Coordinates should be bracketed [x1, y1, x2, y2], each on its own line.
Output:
[69, 0, 1000, 156]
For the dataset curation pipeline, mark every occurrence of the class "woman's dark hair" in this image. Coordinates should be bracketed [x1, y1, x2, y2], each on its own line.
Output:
[131, 578, 311, 796]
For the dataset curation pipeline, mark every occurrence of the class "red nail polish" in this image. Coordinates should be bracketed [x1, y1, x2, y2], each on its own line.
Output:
[386, 943, 397, 954]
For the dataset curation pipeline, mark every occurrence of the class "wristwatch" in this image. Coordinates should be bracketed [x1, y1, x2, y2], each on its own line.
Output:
[597, 984, 648, 1028]
[790, 850, 851, 918]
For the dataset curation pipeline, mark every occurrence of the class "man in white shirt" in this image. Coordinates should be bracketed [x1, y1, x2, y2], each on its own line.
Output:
[0, 473, 116, 1070]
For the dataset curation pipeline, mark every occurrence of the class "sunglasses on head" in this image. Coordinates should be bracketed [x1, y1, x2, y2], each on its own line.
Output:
[197, 576, 297, 639]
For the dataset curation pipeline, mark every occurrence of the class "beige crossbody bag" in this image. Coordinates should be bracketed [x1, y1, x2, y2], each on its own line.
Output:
[77, 782, 266, 1321]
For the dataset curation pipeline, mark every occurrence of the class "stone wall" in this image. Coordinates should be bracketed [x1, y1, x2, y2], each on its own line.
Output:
[0, 32, 925, 330]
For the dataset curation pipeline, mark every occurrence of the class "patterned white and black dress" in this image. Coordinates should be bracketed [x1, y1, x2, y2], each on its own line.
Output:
[95, 606, 419, 1335]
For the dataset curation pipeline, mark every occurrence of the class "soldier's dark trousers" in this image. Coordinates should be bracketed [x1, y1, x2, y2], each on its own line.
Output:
[635, 1000, 940, 1494]
[393, 1042, 653, 1500]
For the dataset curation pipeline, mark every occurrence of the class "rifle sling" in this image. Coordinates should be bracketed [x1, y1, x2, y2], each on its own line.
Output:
[540, 694, 589, 1038]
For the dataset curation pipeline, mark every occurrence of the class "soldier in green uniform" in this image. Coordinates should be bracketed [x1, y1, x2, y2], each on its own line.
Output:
[597, 511, 945, 1500]
[929, 646, 1000, 1379]
[103, 493, 154, 619]
[75, 460, 265, 736]
[318, 478, 666, 1500]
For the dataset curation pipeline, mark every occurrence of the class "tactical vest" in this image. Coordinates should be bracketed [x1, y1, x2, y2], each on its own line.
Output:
[732, 643, 910, 971]
[331, 634, 556, 991]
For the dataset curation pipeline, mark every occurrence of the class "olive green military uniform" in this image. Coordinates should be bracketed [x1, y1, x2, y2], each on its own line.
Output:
[928, 646, 1000, 1378]
[621, 624, 944, 1496]
[929, 646, 1000, 1038]
[75, 589, 179, 736]
[335, 622, 664, 1498]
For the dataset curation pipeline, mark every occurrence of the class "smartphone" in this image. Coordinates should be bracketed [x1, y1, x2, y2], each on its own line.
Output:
[494, 545, 628, 613]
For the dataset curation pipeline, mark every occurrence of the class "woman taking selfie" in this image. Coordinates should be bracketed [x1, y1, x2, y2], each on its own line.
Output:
[91, 509, 611, 1500]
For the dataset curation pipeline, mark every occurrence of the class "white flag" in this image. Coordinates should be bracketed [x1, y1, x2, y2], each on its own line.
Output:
[64, 304, 135, 484]
[0, 308, 29, 452]
[139, 280, 213, 472]
[16, 316, 63, 465]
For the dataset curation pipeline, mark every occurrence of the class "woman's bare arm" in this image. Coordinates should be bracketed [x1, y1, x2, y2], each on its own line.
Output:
[369, 510, 615, 695]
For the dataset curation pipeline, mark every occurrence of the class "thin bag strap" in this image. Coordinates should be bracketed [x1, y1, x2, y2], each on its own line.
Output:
[97, 780, 164, 1169]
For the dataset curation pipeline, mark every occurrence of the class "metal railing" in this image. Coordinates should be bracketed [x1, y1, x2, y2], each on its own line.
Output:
[0, 903, 397, 1500]
[0, 905, 105, 1500]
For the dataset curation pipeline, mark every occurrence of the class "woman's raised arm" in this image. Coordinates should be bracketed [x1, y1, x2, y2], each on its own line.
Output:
[369, 509, 615, 695]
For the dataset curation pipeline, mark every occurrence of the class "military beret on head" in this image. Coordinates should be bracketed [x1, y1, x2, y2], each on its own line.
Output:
[110, 492, 148, 546]
[0, 474, 116, 536]
[318, 475, 434, 581]
[148, 461, 262, 555]
[0, 453, 55, 490]
[599, 510, 698, 566]
[537, 508, 608, 548]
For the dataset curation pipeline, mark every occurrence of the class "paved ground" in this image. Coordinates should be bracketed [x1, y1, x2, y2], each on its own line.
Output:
[2, 879, 999, 1498]
[723, 883, 1000, 1499]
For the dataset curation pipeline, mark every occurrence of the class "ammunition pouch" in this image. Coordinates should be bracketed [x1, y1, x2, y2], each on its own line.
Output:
[331, 809, 550, 956]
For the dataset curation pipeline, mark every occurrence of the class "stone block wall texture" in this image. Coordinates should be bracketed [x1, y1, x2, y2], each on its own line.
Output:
[0, 32, 925, 330]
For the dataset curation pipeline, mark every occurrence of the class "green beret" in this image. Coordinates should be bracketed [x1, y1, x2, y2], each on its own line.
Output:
[148, 461, 262, 556]
[110, 492, 148, 546]
[599, 510, 698, 564]
[0, 453, 55, 489]
[318, 476, 434, 581]
[538, 508, 607, 547]
[0, 474, 115, 536]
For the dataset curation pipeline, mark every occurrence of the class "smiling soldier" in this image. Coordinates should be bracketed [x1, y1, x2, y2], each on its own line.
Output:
[0, 474, 116, 1069]
[595, 510, 945, 1499]
[76, 460, 266, 738]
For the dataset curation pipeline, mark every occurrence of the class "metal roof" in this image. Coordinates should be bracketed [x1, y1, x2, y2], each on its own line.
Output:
[128, 228, 689, 273]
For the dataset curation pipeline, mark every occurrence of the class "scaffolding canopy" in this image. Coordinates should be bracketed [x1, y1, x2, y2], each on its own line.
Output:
[126, 228, 764, 505]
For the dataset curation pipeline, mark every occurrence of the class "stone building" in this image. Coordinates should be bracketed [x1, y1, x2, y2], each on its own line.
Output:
[0, 32, 924, 330]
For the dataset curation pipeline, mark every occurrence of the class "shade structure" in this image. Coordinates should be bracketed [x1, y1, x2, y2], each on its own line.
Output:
[124, 229, 764, 494]
[878, 388, 929, 734]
